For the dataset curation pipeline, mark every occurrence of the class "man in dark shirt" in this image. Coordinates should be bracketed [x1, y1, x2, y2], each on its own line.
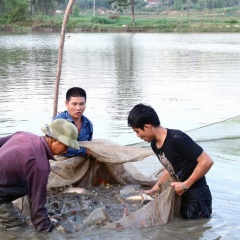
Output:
[0, 119, 79, 232]
[127, 103, 214, 220]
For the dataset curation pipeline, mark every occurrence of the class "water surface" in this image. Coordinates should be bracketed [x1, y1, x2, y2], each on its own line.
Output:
[0, 32, 239, 239]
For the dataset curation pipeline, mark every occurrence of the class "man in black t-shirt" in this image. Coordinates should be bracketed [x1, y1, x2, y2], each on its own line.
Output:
[127, 103, 214, 219]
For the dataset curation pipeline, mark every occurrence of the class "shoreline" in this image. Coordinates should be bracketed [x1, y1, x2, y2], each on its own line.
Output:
[0, 26, 150, 33]
[1, 22, 240, 33]
[1, 25, 240, 33]
[1, 11, 240, 33]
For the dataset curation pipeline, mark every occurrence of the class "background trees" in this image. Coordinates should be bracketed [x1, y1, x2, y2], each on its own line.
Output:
[0, 0, 239, 24]
[29, 0, 66, 16]
[0, 0, 29, 22]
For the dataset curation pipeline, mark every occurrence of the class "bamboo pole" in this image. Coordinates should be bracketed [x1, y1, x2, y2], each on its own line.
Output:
[52, 0, 75, 119]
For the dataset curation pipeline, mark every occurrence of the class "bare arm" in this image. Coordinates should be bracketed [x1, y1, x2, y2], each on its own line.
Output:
[144, 169, 170, 195]
[170, 150, 214, 195]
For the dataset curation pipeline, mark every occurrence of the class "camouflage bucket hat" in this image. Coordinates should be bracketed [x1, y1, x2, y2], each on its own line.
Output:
[41, 119, 79, 150]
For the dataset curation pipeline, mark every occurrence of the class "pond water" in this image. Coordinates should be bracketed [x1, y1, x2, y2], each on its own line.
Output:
[0, 32, 239, 239]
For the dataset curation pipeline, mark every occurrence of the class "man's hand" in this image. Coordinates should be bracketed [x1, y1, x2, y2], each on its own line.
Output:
[86, 148, 92, 155]
[144, 169, 170, 196]
[170, 182, 187, 196]
[144, 183, 160, 196]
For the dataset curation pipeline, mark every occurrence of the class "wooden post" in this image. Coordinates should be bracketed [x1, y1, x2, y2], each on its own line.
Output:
[52, 0, 75, 119]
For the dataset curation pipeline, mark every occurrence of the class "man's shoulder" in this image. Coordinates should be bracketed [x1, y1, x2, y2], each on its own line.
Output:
[167, 129, 188, 139]
[82, 115, 93, 126]
[54, 111, 69, 120]
[2, 132, 39, 145]
[14, 131, 37, 138]
[165, 129, 190, 146]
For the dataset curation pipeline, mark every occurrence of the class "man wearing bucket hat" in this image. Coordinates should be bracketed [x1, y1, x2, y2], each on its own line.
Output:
[0, 119, 78, 232]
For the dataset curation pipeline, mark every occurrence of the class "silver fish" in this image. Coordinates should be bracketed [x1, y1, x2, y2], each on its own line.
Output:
[60, 213, 76, 233]
[83, 207, 111, 227]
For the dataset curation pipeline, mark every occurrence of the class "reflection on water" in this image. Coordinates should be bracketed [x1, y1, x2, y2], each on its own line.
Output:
[1, 33, 240, 144]
[0, 32, 240, 239]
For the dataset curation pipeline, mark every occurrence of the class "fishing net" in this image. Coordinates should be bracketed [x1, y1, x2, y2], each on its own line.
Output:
[104, 182, 181, 229]
[45, 115, 239, 228]
[48, 139, 158, 188]
[46, 138, 181, 228]
[186, 115, 240, 161]
[130, 115, 240, 161]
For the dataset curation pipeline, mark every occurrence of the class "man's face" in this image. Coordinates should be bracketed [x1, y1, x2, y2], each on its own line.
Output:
[65, 96, 86, 120]
[132, 125, 153, 143]
[50, 140, 68, 155]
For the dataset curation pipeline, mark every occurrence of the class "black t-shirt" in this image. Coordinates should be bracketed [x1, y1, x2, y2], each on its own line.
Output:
[151, 129, 206, 188]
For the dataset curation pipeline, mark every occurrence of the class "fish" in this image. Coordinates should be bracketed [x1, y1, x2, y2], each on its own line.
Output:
[120, 185, 142, 199]
[104, 183, 181, 229]
[59, 213, 76, 233]
[63, 187, 90, 195]
[82, 207, 111, 227]
[120, 185, 154, 204]
[125, 195, 143, 201]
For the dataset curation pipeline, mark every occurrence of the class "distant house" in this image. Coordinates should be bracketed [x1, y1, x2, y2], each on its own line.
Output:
[56, 10, 64, 14]
[145, 0, 158, 8]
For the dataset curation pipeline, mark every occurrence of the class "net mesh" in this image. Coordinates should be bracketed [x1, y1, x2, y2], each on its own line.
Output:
[48, 139, 158, 189]
[104, 182, 181, 229]
[186, 115, 240, 161]
[130, 115, 240, 161]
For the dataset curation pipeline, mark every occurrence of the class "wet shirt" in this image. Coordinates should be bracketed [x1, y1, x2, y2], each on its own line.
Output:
[151, 129, 212, 202]
[0, 132, 54, 232]
[151, 129, 212, 216]
[54, 111, 93, 156]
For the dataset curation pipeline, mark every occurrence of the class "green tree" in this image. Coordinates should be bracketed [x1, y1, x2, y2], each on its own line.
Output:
[0, 0, 5, 13]
[109, 0, 135, 24]
[5, 0, 29, 22]
[173, 0, 183, 10]
[72, 5, 80, 16]
[29, 0, 66, 16]
[109, 0, 130, 13]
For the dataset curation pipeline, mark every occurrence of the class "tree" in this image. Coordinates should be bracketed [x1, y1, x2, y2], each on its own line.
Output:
[5, 0, 29, 22]
[29, 0, 66, 16]
[0, 0, 5, 13]
[109, 0, 135, 24]
[53, 0, 75, 118]
[173, 0, 183, 10]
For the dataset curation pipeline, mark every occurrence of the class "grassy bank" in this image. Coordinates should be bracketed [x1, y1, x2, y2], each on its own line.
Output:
[1, 8, 240, 33]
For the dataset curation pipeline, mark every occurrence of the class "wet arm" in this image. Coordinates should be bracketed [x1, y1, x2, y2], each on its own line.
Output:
[171, 150, 214, 195]
[144, 169, 170, 195]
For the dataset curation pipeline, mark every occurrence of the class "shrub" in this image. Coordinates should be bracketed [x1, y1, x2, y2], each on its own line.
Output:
[72, 6, 80, 17]
[224, 18, 239, 24]
[109, 13, 120, 20]
[91, 16, 114, 24]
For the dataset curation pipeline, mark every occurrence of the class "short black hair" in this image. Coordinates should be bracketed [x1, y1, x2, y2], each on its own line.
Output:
[127, 103, 160, 130]
[66, 87, 87, 102]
